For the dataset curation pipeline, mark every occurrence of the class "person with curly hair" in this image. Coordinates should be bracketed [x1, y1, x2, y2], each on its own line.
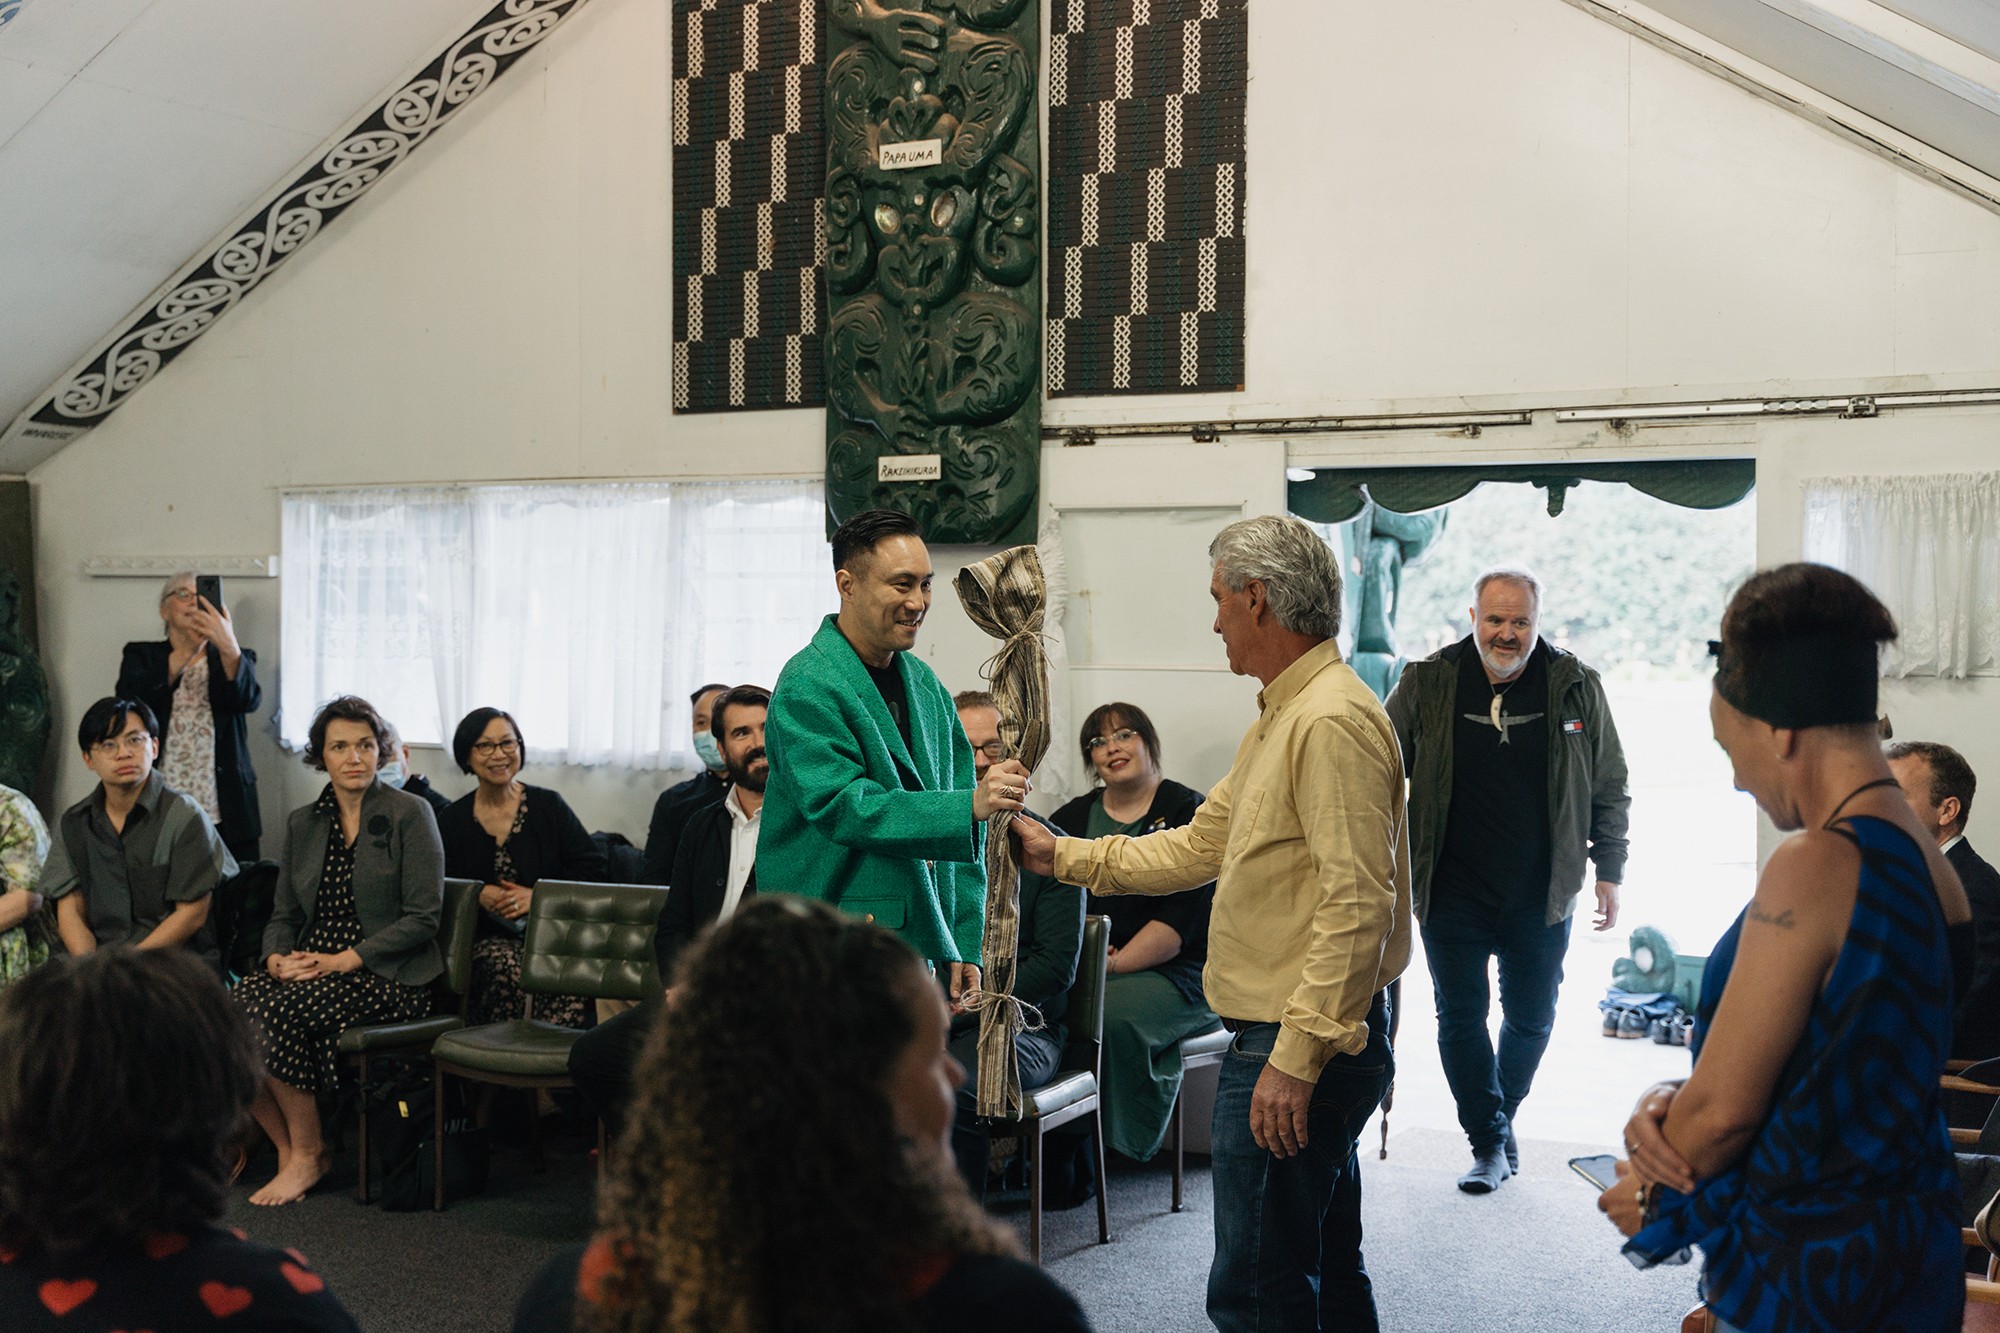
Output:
[0, 947, 358, 1330]
[232, 695, 444, 1206]
[512, 897, 1093, 1333]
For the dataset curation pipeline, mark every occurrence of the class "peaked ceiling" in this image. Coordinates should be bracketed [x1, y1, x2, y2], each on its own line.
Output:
[1630, 0, 2000, 178]
[0, 0, 484, 458]
[4, 0, 2000, 471]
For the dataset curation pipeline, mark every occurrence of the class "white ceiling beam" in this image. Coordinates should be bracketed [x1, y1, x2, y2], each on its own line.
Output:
[1756, 0, 2000, 117]
[1563, 0, 2000, 217]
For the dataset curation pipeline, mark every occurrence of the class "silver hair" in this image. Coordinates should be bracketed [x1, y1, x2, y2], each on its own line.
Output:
[378, 718, 405, 755]
[1208, 515, 1343, 640]
[1473, 565, 1543, 609]
[158, 570, 197, 607]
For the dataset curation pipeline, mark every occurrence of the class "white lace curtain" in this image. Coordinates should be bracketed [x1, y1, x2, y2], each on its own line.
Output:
[281, 479, 832, 766]
[1801, 471, 2000, 678]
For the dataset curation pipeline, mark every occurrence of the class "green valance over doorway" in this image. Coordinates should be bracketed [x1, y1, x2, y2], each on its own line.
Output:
[1288, 459, 1756, 523]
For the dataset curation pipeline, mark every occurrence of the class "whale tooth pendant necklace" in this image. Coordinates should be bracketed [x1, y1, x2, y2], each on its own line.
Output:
[1489, 677, 1517, 730]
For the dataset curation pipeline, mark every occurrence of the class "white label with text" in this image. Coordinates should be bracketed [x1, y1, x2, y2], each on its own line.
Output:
[878, 454, 943, 483]
[879, 139, 943, 171]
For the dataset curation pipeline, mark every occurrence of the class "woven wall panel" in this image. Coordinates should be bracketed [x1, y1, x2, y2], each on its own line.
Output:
[1047, 0, 1247, 397]
[671, 0, 827, 413]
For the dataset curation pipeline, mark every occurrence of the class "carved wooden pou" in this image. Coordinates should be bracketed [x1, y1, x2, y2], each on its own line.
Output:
[824, 0, 1040, 545]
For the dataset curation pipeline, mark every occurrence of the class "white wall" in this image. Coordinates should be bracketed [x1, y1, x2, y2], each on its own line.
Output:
[26, 0, 2000, 853]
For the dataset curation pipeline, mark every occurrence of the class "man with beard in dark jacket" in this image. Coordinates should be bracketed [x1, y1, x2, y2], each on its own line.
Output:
[1385, 567, 1630, 1195]
[568, 684, 769, 1137]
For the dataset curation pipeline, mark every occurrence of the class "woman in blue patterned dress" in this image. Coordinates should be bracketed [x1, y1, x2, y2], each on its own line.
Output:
[1600, 563, 1973, 1332]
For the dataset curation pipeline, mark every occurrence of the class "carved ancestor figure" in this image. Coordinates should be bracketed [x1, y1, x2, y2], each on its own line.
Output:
[824, 0, 1039, 545]
[0, 572, 50, 796]
[1343, 500, 1448, 700]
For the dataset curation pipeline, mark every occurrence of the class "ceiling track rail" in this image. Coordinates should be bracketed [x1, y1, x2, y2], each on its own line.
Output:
[1045, 386, 2000, 446]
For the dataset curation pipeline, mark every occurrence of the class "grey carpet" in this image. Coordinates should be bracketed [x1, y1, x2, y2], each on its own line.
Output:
[225, 1129, 1700, 1332]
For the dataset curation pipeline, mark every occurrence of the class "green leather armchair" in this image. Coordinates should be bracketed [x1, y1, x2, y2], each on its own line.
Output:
[427, 879, 669, 1209]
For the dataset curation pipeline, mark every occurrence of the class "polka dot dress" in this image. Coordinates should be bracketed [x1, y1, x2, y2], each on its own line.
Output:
[233, 789, 428, 1092]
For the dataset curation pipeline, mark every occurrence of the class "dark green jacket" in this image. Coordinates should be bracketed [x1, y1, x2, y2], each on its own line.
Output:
[1384, 637, 1630, 926]
[760, 616, 985, 964]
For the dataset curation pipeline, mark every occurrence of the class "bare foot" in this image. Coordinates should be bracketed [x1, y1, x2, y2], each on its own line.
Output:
[247, 1151, 330, 1206]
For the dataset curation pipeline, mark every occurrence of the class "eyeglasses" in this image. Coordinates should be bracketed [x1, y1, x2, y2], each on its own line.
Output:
[470, 739, 521, 756]
[163, 588, 197, 604]
[91, 734, 153, 758]
[973, 741, 1009, 760]
[1086, 728, 1141, 752]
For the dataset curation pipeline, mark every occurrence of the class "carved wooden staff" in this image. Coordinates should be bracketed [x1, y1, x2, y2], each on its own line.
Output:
[953, 544, 1050, 1118]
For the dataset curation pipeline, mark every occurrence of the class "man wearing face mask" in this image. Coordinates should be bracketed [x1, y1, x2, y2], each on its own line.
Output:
[569, 683, 772, 1137]
[376, 718, 451, 816]
[639, 682, 732, 886]
[761, 510, 1031, 1003]
[1385, 567, 1630, 1195]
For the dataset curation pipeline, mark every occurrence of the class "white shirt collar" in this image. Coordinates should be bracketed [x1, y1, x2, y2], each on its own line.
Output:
[1942, 832, 1965, 855]
[725, 785, 761, 826]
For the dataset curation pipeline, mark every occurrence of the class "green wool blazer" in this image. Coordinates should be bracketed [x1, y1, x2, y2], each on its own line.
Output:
[761, 616, 986, 964]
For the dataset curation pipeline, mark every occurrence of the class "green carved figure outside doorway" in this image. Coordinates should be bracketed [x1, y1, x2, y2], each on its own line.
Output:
[1341, 499, 1448, 701]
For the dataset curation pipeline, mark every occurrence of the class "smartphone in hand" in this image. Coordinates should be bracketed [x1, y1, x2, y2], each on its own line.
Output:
[1568, 1154, 1621, 1191]
[195, 573, 225, 614]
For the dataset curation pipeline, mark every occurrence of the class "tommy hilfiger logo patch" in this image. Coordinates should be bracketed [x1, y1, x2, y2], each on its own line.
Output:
[1563, 719, 1584, 734]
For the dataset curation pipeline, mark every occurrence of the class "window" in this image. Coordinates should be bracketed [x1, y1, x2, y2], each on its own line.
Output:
[281, 479, 833, 767]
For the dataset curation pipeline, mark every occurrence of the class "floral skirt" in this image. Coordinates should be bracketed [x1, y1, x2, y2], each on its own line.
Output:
[469, 936, 591, 1029]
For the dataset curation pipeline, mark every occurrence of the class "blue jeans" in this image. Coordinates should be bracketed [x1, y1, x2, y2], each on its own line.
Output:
[1422, 909, 1572, 1151]
[1207, 992, 1393, 1333]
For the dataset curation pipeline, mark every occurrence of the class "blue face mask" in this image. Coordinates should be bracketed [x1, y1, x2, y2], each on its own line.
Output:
[376, 761, 406, 787]
[692, 731, 724, 772]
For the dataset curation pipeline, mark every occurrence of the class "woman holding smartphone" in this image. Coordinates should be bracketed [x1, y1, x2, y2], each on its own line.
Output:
[117, 571, 263, 863]
[1600, 564, 1971, 1332]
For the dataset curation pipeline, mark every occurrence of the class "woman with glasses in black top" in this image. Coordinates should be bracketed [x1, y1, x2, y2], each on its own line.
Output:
[1049, 702, 1219, 1163]
[435, 707, 605, 1029]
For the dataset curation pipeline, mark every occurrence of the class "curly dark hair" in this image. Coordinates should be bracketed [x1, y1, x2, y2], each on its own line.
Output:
[589, 898, 1014, 1333]
[0, 948, 260, 1255]
[451, 706, 522, 775]
[304, 694, 391, 771]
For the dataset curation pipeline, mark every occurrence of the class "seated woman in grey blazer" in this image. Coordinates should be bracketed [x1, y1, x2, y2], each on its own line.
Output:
[232, 695, 443, 1207]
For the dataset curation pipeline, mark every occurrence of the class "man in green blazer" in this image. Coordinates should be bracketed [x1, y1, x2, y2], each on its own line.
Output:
[762, 510, 1032, 1001]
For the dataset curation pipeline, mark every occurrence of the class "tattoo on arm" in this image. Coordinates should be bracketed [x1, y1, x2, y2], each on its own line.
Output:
[1746, 901, 1796, 930]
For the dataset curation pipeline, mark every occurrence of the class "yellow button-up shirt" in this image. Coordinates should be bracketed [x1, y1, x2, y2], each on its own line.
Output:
[1053, 639, 1413, 1083]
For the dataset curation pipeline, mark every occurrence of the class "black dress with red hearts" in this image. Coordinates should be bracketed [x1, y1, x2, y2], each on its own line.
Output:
[0, 1225, 359, 1331]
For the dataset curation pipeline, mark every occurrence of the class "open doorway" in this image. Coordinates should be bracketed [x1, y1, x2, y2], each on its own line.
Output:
[1310, 471, 1759, 1154]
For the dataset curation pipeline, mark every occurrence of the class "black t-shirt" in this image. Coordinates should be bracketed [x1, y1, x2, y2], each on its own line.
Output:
[1432, 640, 1554, 923]
[865, 657, 913, 746]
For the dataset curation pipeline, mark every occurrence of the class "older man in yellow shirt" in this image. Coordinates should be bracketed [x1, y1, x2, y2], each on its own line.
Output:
[1018, 513, 1411, 1333]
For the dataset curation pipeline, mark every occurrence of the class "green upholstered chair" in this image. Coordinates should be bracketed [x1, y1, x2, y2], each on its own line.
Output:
[427, 879, 668, 1209]
[338, 876, 480, 1204]
[985, 914, 1113, 1264]
[1168, 1023, 1232, 1212]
